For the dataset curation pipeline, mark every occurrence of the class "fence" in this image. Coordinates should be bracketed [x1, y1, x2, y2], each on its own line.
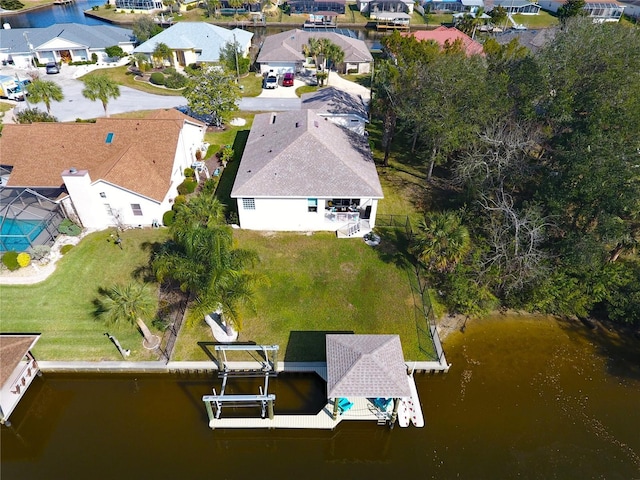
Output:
[159, 291, 188, 363]
[376, 214, 447, 365]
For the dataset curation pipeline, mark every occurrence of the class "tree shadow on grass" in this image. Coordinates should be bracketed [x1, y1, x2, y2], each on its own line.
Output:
[371, 227, 415, 270]
[131, 240, 167, 283]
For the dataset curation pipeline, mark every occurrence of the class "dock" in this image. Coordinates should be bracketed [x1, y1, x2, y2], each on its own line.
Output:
[208, 386, 415, 430]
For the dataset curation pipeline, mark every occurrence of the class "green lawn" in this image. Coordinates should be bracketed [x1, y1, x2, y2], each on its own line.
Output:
[172, 230, 430, 362]
[80, 66, 185, 97]
[0, 229, 169, 361]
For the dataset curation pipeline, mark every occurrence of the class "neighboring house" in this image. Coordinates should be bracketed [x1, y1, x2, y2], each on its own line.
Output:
[133, 22, 253, 67]
[0, 23, 135, 68]
[538, 0, 625, 21]
[231, 110, 383, 235]
[112, 0, 164, 12]
[256, 29, 373, 75]
[422, 0, 483, 13]
[404, 26, 485, 56]
[619, 0, 640, 18]
[288, 0, 346, 13]
[300, 87, 368, 135]
[0, 110, 206, 230]
[0, 334, 41, 426]
[357, 0, 415, 14]
[489, 0, 541, 13]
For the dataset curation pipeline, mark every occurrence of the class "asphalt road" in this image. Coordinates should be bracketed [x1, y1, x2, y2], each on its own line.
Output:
[1, 63, 369, 122]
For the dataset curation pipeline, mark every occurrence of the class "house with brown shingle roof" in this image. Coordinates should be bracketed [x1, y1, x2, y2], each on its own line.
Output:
[404, 26, 485, 57]
[230, 109, 382, 235]
[0, 334, 41, 426]
[0, 109, 205, 229]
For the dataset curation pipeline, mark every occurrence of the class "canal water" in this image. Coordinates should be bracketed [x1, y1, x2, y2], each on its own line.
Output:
[2, 314, 639, 479]
[0, 0, 107, 28]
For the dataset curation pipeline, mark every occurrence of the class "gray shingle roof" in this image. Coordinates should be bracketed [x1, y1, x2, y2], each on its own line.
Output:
[300, 86, 368, 120]
[0, 23, 135, 55]
[326, 334, 411, 399]
[230, 110, 383, 199]
[133, 22, 253, 63]
[256, 29, 373, 64]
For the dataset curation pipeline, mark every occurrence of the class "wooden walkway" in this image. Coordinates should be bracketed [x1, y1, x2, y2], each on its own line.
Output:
[208, 396, 385, 430]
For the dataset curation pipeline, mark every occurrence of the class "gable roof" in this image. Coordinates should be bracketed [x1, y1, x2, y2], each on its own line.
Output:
[256, 29, 373, 64]
[326, 334, 411, 399]
[0, 23, 135, 55]
[1, 110, 203, 203]
[300, 87, 368, 120]
[133, 22, 253, 63]
[405, 26, 485, 57]
[231, 110, 382, 199]
[0, 335, 39, 389]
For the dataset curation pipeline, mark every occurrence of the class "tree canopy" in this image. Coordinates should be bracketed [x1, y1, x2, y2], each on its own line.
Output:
[380, 18, 640, 327]
[183, 67, 240, 127]
[81, 74, 121, 117]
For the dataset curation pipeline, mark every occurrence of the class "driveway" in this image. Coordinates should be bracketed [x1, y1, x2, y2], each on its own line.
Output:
[1, 62, 186, 123]
[1, 64, 371, 121]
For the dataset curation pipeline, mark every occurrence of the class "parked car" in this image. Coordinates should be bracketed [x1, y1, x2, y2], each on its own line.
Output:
[282, 72, 294, 87]
[264, 71, 278, 89]
[45, 62, 60, 74]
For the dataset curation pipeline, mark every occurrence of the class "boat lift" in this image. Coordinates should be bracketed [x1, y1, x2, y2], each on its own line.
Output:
[203, 345, 279, 428]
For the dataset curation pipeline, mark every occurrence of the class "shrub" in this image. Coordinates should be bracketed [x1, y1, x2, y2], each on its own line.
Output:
[174, 194, 187, 205]
[15, 108, 58, 124]
[105, 2, 112, 8]
[177, 178, 197, 195]
[29, 244, 51, 261]
[58, 218, 82, 236]
[149, 72, 165, 85]
[164, 67, 177, 75]
[184, 167, 195, 177]
[91, 53, 98, 63]
[17, 252, 31, 267]
[60, 244, 74, 255]
[164, 72, 188, 89]
[163, 210, 175, 226]
[201, 177, 219, 196]
[2, 251, 19, 271]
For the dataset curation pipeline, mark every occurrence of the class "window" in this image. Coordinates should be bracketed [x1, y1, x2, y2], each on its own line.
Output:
[308, 198, 318, 213]
[242, 198, 255, 210]
[100, 192, 107, 198]
[131, 204, 143, 216]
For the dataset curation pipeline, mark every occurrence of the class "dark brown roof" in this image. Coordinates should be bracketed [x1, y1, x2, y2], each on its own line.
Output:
[0, 110, 203, 202]
[0, 335, 39, 388]
[326, 334, 411, 398]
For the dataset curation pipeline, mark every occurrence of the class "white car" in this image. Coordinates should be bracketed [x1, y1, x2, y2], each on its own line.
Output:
[264, 72, 278, 89]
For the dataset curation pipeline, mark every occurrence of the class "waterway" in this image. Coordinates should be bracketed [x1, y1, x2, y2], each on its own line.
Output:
[0, 0, 108, 29]
[2, 314, 639, 479]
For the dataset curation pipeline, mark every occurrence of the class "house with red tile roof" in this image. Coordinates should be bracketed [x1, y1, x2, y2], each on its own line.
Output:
[404, 26, 485, 56]
[0, 109, 206, 230]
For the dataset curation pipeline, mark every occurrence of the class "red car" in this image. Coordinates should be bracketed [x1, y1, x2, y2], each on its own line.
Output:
[282, 72, 295, 87]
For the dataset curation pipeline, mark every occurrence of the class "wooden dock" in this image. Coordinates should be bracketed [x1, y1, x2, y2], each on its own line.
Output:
[209, 396, 386, 430]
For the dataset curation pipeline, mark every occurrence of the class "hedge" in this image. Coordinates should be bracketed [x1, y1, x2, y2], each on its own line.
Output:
[2, 251, 20, 271]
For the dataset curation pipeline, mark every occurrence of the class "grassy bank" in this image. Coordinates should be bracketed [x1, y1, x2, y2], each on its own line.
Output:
[0, 229, 168, 361]
[80, 66, 185, 96]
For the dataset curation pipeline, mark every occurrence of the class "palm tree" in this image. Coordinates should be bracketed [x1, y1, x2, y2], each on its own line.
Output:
[81, 74, 120, 118]
[153, 194, 263, 330]
[97, 282, 160, 349]
[26, 79, 64, 114]
[228, 0, 243, 14]
[152, 42, 173, 68]
[324, 42, 345, 85]
[413, 211, 471, 272]
[204, 0, 221, 16]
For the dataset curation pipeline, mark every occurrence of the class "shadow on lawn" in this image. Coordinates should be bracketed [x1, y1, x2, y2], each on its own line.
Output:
[284, 330, 354, 362]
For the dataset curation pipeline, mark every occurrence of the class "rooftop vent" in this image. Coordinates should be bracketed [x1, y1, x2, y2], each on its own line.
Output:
[69, 167, 77, 174]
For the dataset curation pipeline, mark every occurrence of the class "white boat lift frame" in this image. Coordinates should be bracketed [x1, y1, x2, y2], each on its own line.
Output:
[203, 344, 279, 428]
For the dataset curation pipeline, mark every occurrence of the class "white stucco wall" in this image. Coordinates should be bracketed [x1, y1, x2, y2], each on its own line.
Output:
[236, 197, 379, 231]
[60, 120, 205, 230]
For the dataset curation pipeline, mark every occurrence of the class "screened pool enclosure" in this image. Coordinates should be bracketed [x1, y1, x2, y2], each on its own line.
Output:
[0, 188, 65, 253]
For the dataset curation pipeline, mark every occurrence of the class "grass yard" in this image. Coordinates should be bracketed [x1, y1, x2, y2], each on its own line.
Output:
[512, 11, 559, 28]
[0, 229, 169, 361]
[172, 230, 431, 362]
[80, 66, 184, 96]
